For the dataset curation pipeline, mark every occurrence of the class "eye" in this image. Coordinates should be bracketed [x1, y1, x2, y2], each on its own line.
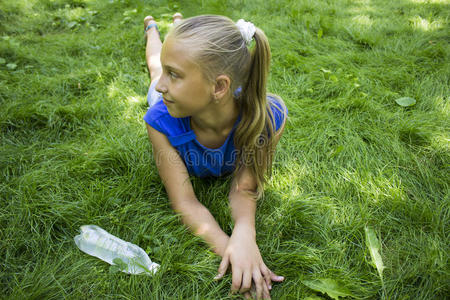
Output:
[169, 71, 178, 79]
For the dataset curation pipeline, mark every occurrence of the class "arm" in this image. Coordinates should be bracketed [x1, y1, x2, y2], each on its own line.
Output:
[229, 115, 287, 230]
[216, 121, 287, 299]
[146, 124, 229, 256]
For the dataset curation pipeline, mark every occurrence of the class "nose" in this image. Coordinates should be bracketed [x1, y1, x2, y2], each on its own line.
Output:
[155, 76, 168, 94]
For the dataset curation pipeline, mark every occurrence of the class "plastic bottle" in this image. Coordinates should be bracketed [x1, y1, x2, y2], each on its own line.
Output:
[74, 225, 159, 275]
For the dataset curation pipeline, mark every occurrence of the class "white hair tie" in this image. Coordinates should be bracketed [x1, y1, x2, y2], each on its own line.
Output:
[236, 19, 256, 45]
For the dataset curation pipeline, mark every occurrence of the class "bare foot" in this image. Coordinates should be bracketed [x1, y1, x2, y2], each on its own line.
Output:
[144, 15, 158, 36]
[173, 12, 183, 25]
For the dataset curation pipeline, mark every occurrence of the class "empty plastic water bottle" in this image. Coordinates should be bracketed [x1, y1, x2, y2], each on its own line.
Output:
[74, 225, 159, 275]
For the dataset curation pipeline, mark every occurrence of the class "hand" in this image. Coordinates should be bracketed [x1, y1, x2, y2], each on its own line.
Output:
[214, 226, 284, 299]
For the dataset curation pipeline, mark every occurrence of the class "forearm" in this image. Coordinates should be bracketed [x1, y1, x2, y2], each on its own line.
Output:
[172, 198, 229, 256]
[229, 190, 256, 240]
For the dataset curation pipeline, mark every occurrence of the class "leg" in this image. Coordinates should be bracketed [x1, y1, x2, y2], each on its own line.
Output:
[144, 13, 183, 85]
[145, 14, 183, 107]
[144, 16, 162, 84]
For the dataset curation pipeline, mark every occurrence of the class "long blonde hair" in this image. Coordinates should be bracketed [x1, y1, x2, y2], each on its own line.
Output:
[168, 15, 286, 198]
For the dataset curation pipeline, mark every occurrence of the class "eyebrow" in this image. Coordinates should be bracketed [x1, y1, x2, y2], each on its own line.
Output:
[162, 64, 183, 75]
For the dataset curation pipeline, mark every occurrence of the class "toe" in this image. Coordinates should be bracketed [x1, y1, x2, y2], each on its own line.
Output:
[172, 12, 183, 24]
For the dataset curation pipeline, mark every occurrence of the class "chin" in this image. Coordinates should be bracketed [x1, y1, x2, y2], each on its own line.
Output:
[166, 107, 185, 118]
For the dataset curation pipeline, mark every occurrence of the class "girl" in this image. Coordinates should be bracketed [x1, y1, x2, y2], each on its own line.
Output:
[143, 13, 287, 299]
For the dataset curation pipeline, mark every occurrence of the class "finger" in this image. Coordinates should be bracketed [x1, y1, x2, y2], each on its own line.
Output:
[261, 265, 272, 290]
[270, 271, 285, 282]
[231, 267, 243, 293]
[253, 270, 264, 300]
[240, 271, 252, 294]
[214, 255, 229, 280]
[262, 277, 271, 300]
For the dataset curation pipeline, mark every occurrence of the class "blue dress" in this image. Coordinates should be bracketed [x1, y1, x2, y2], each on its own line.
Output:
[143, 96, 287, 177]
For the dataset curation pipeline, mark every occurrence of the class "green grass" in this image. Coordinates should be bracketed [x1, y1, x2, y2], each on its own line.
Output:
[1, 0, 449, 298]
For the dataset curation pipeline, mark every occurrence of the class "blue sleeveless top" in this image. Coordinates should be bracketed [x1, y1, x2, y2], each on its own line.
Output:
[143, 96, 287, 177]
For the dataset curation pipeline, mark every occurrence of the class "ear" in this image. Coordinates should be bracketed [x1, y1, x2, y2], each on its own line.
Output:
[213, 75, 231, 100]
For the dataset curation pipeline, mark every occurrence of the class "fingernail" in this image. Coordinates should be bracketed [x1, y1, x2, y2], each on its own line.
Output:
[269, 284, 272, 290]
[278, 276, 284, 280]
[214, 274, 221, 280]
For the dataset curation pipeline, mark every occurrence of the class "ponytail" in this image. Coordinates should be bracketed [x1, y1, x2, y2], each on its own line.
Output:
[233, 28, 278, 199]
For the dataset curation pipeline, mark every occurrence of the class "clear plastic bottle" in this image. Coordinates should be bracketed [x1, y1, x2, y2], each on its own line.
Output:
[74, 225, 159, 275]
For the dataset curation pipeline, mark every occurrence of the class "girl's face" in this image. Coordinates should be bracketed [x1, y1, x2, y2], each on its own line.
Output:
[155, 36, 215, 118]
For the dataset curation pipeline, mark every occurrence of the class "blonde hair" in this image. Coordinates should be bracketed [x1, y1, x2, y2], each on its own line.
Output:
[168, 15, 286, 198]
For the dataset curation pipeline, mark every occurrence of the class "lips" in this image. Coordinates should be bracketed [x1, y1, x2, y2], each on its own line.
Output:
[163, 97, 175, 104]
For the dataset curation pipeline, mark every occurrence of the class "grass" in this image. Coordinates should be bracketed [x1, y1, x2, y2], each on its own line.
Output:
[0, 0, 449, 298]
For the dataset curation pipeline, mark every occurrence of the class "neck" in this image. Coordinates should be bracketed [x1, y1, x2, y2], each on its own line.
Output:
[191, 93, 239, 135]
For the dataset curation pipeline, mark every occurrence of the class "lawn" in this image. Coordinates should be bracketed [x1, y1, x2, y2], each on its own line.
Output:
[1, 0, 449, 299]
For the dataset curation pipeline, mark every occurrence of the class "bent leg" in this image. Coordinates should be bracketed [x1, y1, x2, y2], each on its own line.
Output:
[144, 16, 162, 84]
[145, 14, 183, 107]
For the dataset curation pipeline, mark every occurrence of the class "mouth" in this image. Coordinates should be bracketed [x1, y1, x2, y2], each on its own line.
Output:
[163, 97, 175, 104]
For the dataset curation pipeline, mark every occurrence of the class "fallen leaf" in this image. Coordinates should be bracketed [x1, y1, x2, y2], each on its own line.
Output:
[395, 97, 416, 107]
[123, 9, 137, 16]
[68, 21, 78, 29]
[302, 278, 354, 299]
[304, 296, 325, 300]
[365, 226, 385, 281]
[113, 257, 128, 270]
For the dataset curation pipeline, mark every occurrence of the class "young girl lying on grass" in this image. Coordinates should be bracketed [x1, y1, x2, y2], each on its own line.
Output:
[143, 13, 287, 299]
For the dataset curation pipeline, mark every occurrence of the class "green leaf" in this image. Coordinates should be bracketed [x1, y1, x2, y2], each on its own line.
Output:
[365, 226, 385, 280]
[123, 9, 137, 16]
[329, 145, 344, 159]
[120, 16, 131, 24]
[67, 21, 78, 29]
[0, 57, 5, 64]
[395, 97, 416, 107]
[112, 257, 128, 270]
[302, 278, 353, 300]
[6, 63, 17, 70]
[304, 296, 325, 300]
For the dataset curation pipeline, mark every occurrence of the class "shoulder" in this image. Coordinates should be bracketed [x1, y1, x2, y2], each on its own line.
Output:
[267, 93, 288, 132]
[143, 100, 189, 136]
